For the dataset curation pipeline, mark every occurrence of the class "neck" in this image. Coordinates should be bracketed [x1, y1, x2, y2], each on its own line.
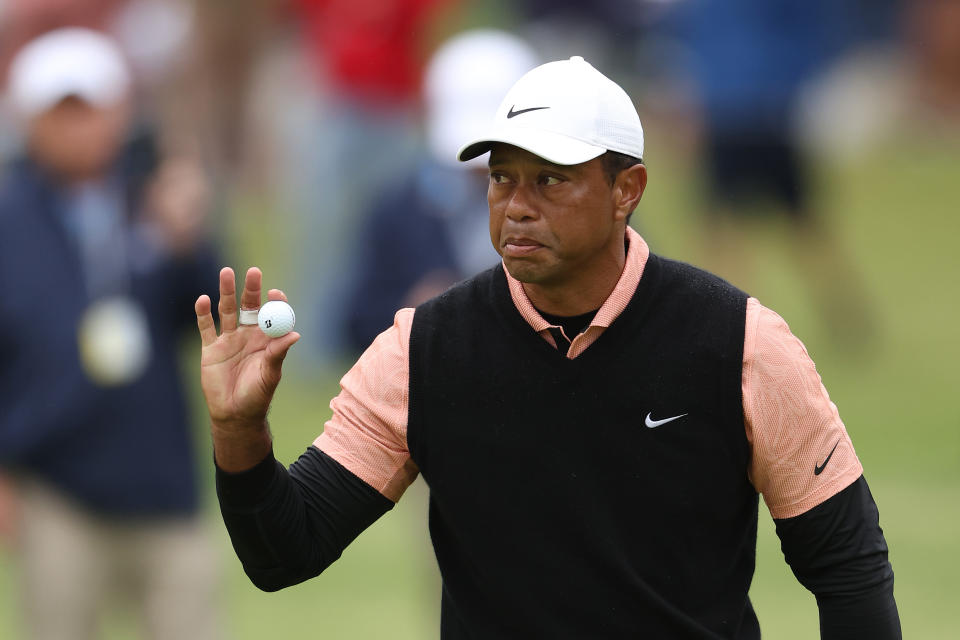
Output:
[521, 237, 626, 316]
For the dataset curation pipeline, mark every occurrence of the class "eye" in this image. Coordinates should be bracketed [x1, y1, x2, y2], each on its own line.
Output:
[490, 171, 508, 184]
[540, 175, 563, 186]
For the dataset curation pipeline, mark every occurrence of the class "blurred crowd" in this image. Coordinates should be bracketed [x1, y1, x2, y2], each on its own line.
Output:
[1, 0, 958, 638]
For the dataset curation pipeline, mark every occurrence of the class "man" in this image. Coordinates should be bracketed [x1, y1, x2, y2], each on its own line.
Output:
[196, 57, 900, 638]
[663, 0, 875, 347]
[340, 29, 538, 351]
[0, 28, 220, 640]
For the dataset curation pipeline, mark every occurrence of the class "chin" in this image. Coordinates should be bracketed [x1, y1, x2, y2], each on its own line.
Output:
[503, 259, 547, 284]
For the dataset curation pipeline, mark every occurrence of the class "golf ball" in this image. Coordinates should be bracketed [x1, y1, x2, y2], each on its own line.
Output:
[257, 300, 296, 338]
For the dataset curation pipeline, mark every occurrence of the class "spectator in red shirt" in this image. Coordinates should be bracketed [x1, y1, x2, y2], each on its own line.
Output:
[282, 0, 455, 362]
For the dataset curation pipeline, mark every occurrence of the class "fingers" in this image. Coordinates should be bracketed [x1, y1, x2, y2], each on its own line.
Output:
[195, 294, 217, 346]
[218, 267, 237, 332]
[212, 266, 282, 337]
[218, 266, 265, 333]
[241, 267, 263, 312]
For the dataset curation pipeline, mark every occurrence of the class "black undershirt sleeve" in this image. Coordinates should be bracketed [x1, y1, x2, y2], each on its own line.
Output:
[774, 475, 901, 639]
[215, 445, 394, 592]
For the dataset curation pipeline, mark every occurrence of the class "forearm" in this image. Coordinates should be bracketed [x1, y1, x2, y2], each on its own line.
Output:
[775, 475, 901, 639]
[216, 446, 394, 591]
[816, 581, 900, 640]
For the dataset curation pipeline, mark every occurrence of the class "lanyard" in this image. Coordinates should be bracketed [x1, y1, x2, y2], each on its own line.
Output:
[64, 179, 132, 300]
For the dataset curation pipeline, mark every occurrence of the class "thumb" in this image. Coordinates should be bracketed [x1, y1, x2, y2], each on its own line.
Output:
[263, 331, 301, 376]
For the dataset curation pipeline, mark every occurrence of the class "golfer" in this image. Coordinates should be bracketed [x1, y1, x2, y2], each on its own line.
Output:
[195, 57, 900, 638]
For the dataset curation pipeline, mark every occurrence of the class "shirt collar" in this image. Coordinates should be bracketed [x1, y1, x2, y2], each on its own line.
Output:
[505, 226, 650, 332]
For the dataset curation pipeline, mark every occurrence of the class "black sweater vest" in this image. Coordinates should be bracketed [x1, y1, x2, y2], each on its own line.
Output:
[408, 255, 759, 639]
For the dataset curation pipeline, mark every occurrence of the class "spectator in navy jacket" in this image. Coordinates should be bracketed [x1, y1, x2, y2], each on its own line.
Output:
[0, 28, 221, 640]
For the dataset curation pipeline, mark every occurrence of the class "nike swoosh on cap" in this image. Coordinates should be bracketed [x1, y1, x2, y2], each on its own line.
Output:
[506, 105, 550, 119]
[644, 412, 688, 428]
[814, 440, 841, 476]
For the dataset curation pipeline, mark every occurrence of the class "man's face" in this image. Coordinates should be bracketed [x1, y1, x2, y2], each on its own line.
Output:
[27, 96, 129, 181]
[487, 144, 627, 290]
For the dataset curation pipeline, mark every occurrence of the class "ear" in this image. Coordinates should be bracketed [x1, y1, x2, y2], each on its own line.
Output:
[612, 163, 647, 221]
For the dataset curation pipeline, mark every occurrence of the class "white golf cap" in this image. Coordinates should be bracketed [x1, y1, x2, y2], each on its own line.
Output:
[457, 56, 644, 166]
[6, 27, 131, 118]
[425, 29, 538, 167]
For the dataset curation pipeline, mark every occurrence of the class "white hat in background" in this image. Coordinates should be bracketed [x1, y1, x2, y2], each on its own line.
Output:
[6, 27, 131, 119]
[458, 56, 644, 166]
[425, 29, 539, 167]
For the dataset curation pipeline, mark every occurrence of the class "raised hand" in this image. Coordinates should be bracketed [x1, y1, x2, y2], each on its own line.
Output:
[195, 266, 300, 471]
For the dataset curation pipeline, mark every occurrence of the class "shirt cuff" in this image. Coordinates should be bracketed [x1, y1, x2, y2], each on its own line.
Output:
[215, 448, 281, 509]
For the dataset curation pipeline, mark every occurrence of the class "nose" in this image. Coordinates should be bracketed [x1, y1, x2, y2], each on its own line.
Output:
[504, 184, 539, 222]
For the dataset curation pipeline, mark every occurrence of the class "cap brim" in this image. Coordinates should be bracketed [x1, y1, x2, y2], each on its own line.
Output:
[19, 84, 110, 117]
[457, 127, 606, 166]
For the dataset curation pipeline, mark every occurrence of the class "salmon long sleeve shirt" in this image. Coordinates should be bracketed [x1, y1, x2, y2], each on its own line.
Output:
[316, 227, 861, 516]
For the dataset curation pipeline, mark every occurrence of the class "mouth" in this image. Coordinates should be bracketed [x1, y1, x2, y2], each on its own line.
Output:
[502, 236, 545, 258]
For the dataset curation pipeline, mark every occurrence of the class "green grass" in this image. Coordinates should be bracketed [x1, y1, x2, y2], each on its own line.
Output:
[2, 133, 958, 638]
